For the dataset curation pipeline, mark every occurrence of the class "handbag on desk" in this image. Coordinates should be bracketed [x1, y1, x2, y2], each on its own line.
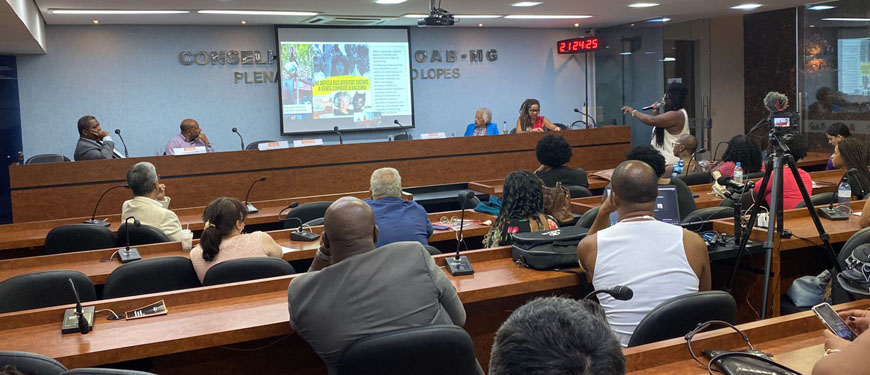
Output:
[543, 182, 574, 225]
[686, 320, 802, 375]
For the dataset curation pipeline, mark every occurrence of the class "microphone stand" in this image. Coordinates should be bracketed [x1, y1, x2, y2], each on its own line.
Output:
[119, 216, 142, 263]
[243, 176, 267, 213]
[84, 185, 128, 226]
[334, 126, 343, 145]
[114, 129, 129, 157]
[232, 127, 245, 150]
[445, 191, 475, 276]
[394, 120, 411, 140]
[62, 278, 94, 334]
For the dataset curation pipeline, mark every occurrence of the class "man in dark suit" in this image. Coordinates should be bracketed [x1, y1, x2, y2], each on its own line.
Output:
[74, 115, 120, 161]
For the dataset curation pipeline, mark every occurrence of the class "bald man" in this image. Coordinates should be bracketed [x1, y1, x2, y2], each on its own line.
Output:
[666, 134, 700, 177]
[577, 160, 710, 347]
[164, 119, 214, 155]
[288, 197, 465, 374]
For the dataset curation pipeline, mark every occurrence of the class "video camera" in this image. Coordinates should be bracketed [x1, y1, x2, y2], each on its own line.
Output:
[763, 92, 800, 133]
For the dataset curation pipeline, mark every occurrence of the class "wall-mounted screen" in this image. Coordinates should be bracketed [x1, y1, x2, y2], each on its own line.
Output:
[837, 37, 870, 96]
[276, 27, 414, 135]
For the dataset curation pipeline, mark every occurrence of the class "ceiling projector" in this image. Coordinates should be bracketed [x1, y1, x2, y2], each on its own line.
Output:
[417, 3, 456, 26]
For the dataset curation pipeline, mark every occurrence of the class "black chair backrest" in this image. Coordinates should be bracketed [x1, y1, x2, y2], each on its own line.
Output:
[565, 185, 592, 198]
[116, 223, 172, 247]
[0, 270, 97, 314]
[575, 206, 599, 228]
[338, 325, 478, 375]
[202, 257, 296, 286]
[393, 134, 413, 141]
[458, 190, 481, 210]
[509, 128, 517, 134]
[832, 227, 870, 304]
[102, 256, 201, 299]
[552, 123, 569, 130]
[0, 351, 67, 375]
[675, 172, 712, 186]
[25, 154, 71, 164]
[44, 224, 118, 255]
[61, 369, 158, 375]
[795, 192, 836, 208]
[283, 201, 333, 229]
[423, 245, 442, 255]
[627, 291, 737, 347]
[245, 140, 277, 150]
[681, 207, 735, 231]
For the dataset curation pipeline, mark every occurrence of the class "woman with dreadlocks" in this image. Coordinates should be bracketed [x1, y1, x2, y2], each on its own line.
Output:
[714, 135, 764, 178]
[483, 170, 559, 248]
[515, 98, 560, 133]
[832, 137, 870, 200]
[620, 82, 689, 165]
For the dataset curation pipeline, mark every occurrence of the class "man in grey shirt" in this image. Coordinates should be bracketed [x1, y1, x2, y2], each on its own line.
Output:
[288, 197, 465, 374]
[74, 115, 121, 161]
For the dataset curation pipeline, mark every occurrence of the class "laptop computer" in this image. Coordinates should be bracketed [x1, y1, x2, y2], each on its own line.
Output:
[604, 185, 681, 226]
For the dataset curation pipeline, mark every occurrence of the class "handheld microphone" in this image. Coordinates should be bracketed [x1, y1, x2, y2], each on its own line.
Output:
[584, 285, 633, 301]
[84, 184, 129, 226]
[232, 127, 245, 150]
[333, 126, 343, 145]
[243, 176, 267, 213]
[641, 104, 660, 111]
[445, 191, 475, 276]
[119, 216, 142, 263]
[394, 119, 411, 140]
[716, 176, 755, 191]
[61, 278, 94, 334]
[114, 129, 129, 157]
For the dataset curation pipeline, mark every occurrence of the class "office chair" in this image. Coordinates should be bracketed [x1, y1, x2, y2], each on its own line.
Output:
[794, 192, 836, 209]
[44, 224, 118, 255]
[25, 154, 71, 164]
[116, 224, 172, 246]
[245, 140, 278, 150]
[202, 257, 296, 286]
[552, 123, 569, 131]
[338, 325, 479, 375]
[62, 369, 158, 375]
[0, 270, 97, 314]
[674, 172, 712, 186]
[103, 256, 201, 299]
[0, 351, 68, 375]
[832, 227, 870, 305]
[627, 291, 737, 347]
[574, 206, 599, 229]
[565, 185, 592, 198]
[458, 190, 481, 210]
[423, 245, 442, 255]
[681, 207, 735, 232]
[283, 201, 332, 229]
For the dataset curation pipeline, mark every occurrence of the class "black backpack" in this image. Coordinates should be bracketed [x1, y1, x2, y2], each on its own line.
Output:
[511, 226, 588, 270]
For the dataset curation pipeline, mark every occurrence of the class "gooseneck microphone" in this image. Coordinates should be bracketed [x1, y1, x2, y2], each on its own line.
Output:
[393, 119, 411, 140]
[243, 176, 267, 213]
[819, 168, 858, 220]
[84, 184, 129, 226]
[584, 285, 634, 301]
[232, 127, 245, 150]
[114, 129, 129, 157]
[446, 191, 475, 276]
[61, 278, 93, 334]
[333, 126, 343, 145]
[716, 176, 755, 191]
[119, 216, 142, 263]
[278, 201, 300, 222]
[70, 279, 89, 334]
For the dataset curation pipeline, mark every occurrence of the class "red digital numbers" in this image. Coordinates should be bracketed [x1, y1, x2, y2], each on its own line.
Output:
[556, 37, 600, 54]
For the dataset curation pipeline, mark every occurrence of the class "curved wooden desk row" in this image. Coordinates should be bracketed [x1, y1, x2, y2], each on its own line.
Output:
[0, 210, 496, 285]
[569, 169, 846, 214]
[0, 246, 584, 373]
[10, 128, 632, 222]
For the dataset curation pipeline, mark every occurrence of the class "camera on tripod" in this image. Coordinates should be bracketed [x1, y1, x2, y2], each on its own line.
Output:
[763, 92, 800, 134]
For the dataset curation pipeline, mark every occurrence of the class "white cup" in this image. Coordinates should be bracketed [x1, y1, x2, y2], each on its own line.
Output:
[181, 229, 193, 251]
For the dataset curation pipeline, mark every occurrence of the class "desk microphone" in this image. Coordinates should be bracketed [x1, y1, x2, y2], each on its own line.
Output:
[232, 127, 245, 150]
[114, 129, 129, 157]
[278, 201, 299, 222]
[119, 216, 142, 263]
[84, 184, 129, 226]
[61, 278, 93, 334]
[393, 119, 411, 140]
[285, 217, 321, 241]
[333, 126, 343, 145]
[446, 191, 475, 276]
[584, 285, 633, 301]
[819, 168, 857, 221]
[243, 176, 267, 213]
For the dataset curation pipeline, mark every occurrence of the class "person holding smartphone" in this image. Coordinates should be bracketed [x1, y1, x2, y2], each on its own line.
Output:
[812, 308, 870, 374]
[164, 118, 214, 155]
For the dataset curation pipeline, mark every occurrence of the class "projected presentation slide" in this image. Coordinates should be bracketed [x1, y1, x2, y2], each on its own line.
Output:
[277, 27, 414, 135]
[838, 38, 870, 96]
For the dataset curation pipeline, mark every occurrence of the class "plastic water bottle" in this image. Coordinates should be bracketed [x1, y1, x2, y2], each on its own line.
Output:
[672, 160, 684, 178]
[838, 178, 852, 213]
[733, 162, 744, 184]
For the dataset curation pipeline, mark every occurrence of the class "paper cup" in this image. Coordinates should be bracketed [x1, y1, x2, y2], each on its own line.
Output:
[181, 229, 193, 251]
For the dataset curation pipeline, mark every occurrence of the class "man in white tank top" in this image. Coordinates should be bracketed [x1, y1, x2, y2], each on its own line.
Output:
[621, 82, 690, 165]
[577, 160, 711, 347]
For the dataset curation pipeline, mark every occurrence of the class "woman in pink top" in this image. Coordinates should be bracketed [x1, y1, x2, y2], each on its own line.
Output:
[515, 98, 560, 133]
[189, 197, 283, 283]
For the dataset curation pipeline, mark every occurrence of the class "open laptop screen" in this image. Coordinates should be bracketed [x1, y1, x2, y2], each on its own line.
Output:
[605, 185, 681, 226]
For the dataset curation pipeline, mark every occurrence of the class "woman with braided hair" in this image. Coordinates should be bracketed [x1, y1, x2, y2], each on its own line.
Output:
[832, 137, 870, 200]
[189, 197, 283, 283]
[483, 170, 558, 248]
[515, 98, 560, 133]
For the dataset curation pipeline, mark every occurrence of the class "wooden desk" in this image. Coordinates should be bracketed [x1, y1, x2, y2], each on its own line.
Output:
[624, 300, 870, 374]
[0, 210, 495, 284]
[10, 128, 631, 222]
[0, 247, 585, 374]
[798, 151, 832, 170]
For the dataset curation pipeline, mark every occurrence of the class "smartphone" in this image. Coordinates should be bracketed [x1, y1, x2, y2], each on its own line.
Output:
[812, 302, 857, 341]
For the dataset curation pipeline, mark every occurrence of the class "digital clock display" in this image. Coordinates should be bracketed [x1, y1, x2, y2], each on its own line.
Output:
[556, 37, 601, 54]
